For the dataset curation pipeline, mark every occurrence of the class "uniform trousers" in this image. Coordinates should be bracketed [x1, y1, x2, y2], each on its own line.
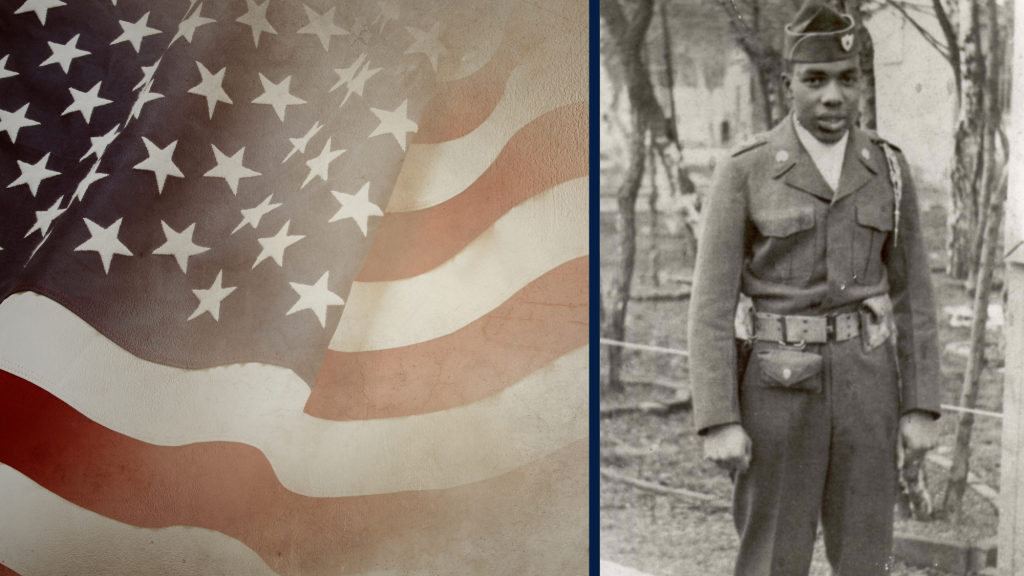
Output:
[732, 336, 900, 576]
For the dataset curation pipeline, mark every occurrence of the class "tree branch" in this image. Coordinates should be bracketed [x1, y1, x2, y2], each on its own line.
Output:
[887, 0, 951, 62]
[715, 0, 780, 61]
[930, 0, 960, 83]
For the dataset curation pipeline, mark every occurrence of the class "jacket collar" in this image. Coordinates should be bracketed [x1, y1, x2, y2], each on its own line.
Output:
[769, 114, 878, 203]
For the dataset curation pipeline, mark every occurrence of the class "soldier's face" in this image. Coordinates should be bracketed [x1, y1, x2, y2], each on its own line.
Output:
[785, 58, 861, 144]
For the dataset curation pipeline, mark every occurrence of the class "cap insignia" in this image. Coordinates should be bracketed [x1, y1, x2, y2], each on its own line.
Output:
[841, 33, 854, 51]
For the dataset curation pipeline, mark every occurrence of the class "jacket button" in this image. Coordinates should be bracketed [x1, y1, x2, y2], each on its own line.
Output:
[840, 283, 846, 290]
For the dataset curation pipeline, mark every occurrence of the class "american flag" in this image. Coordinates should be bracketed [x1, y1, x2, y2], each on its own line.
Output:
[0, 0, 588, 573]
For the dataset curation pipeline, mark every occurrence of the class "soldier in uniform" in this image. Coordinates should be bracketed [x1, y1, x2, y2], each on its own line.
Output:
[687, 2, 941, 575]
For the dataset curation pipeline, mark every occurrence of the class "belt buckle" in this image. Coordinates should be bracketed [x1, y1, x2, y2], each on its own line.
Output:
[826, 315, 836, 341]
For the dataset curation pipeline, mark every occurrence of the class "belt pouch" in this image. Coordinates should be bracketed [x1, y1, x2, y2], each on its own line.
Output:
[859, 294, 895, 352]
[756, 348, 822, 393]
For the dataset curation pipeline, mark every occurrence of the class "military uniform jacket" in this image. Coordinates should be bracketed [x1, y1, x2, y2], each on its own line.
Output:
[688, 115, 941, 433]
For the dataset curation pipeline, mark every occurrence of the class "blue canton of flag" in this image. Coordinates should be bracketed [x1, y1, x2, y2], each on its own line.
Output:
[0, 0, 439, 383]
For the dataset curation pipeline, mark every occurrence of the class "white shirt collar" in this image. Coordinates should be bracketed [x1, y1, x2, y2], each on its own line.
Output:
[793, 115, 848, 193]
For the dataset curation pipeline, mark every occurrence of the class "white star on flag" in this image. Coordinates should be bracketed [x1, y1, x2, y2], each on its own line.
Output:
[344, 62, 380, 106]
[188, 270, 236, 321]
[236, 0, 277, 47]
[129, 81, 163, 120]
[14, 0, 65, 25]
[405, 23, 445, 71]
[232, 194, 281, 234]
[80, 124, 121, 161]
[282, 120, 322, 163]
[134, 137, 184, 193]
[171, 4, 215, 45]
[25, 229, 51, 262]
[329, 53, 365, 92]
[331, 54, 380, 107]
[24, 196, 66, 238]
[369, 100, 417, 151]
[133, 58, 161, 91]
[72, 160, 107, 202]
[287, 271, 344, 327]
[302, 137, 345, 188]
[152, 221, 209, 274]
[40, 34, 90, 73]
[253, 220, 304, 268]
[373, 0, 400, 32]
[204, 144, 261, 195]
[74, 217, 132, 274]
[0, 103, 40, 143]
[62, 81, 112, 123]
[8, 152, 60, 196]
[0, 55, 18, 80]
[297, 5, 348, 52]
[329, 183, 382, 236]
[188, 62, 233, 118]
[111, 12, 161, 53]
[252, 74, 306, 121]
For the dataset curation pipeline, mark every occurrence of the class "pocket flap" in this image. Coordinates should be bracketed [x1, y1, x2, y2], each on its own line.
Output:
[856, 203, 894, 232]
[757, 349, 822, 390]
[755, 207, 815, 238]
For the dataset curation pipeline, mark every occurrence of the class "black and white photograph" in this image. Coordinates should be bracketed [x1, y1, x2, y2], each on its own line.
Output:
[599, 1, 1022, 574]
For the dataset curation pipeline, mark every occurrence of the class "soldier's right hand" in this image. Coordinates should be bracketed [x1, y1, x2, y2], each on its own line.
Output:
[702, 423, 752, 474]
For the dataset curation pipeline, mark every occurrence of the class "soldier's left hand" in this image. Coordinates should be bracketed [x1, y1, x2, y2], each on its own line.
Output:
[900, 410, 939, 458]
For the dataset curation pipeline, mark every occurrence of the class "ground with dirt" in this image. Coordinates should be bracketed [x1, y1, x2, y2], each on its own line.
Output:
[599, 162, 1004, 575]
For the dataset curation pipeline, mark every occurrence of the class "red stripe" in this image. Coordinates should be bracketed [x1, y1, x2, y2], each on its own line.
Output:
[0, 371, 587, 576]
[0, 564, 22, 576]
[308, 257, 587, 421]
[357, 102, 587, 282]
[413, 39, 519, 144]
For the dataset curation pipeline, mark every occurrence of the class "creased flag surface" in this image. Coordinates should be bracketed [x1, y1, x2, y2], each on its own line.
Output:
[0, 0, 588, 574]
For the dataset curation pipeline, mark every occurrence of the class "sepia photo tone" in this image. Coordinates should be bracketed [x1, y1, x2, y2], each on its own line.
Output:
[600, 1, 1018, 574]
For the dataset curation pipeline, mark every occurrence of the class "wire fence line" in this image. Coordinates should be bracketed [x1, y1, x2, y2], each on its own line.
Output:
[599, 338, 1003, 419]
[599, 338, 690, 357]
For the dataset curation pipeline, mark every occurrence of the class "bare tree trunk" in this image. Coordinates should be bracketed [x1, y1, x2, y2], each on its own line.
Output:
[716, 0, 789, 130]
[850, 0, 877, 129]
[966, 0, 1005, 294]
[942, 165, 1006, 518]
[942, 0, 1006, 518]
[947, 0, 986, 280]
[605, 111, 647, 392]
[857, 28, 877, 129]
[933, 0, 961, 103]
[600, 0, 656, 391]
[646, 147, 660, 287]
[754, 64, 775, 130]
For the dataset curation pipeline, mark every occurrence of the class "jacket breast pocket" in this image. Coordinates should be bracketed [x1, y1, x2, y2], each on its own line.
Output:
[751, 206, 817, 284]
[853, 203, 894, 285]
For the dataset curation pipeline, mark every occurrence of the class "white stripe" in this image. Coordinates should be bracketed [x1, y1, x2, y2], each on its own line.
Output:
[387, 31, 586, 213]
[0, 464, 278, 576]
[0, 292, 587, 497]
[336, 177, 587, 352]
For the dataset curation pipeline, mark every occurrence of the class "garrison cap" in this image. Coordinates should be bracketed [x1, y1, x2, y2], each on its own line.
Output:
[784, 1, 859, 63]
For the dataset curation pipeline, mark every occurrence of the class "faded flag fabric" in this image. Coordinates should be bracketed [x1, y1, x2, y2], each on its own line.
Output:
[0, 0, 588, 574]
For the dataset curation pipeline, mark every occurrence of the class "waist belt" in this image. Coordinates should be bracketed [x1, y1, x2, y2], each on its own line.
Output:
[754, 311, 859, 344]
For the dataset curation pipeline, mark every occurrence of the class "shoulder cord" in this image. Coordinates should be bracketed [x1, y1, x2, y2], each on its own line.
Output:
[879, 142, 903, 247]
